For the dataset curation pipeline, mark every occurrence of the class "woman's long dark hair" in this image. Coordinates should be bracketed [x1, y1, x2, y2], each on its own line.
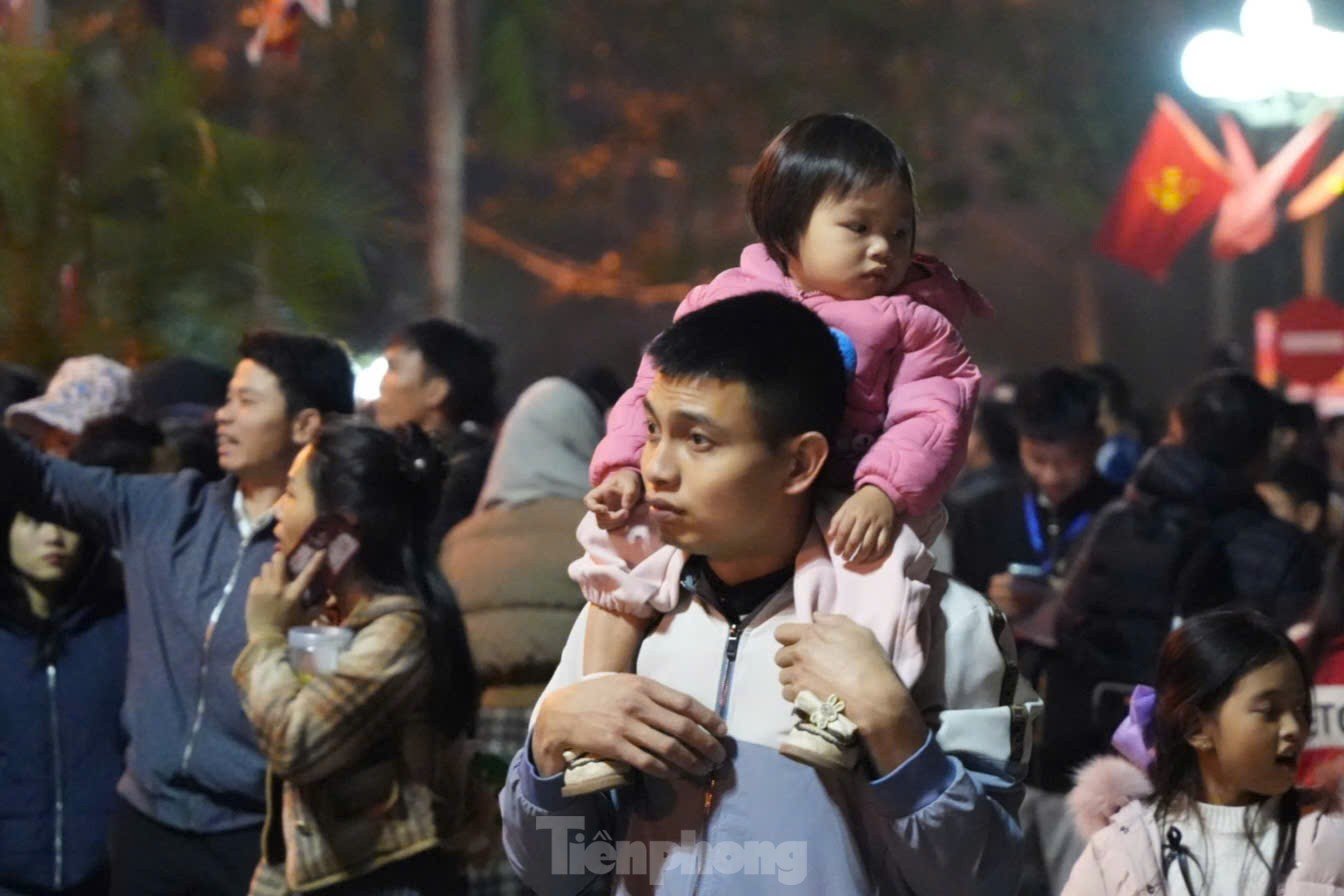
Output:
[1149, 609, 1311, 893]
[0, 503, 123, 666]
[306, 417, 479, 739]
[1304, 543, 1344, 676]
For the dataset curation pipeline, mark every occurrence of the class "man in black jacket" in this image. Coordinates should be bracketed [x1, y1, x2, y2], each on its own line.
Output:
[375, 319, 499, 545]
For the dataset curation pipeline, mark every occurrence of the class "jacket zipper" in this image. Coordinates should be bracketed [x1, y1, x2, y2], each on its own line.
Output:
[702, 602, 768, 816]
[179, 533, 253, 774]
[47, 665, 64, 890]
[692, 594, 786, 895]
[704, 621, 744, 808]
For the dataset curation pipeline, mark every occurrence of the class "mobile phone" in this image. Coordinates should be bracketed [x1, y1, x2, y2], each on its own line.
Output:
[286, 516, 361, 608]
[1007, 562, 1049, 583]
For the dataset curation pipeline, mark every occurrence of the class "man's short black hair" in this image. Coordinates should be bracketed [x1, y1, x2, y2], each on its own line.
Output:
[748, 113, 917, 271]
[238, 330, 354, 418]
[392, 319, 499, 426]
[1176, 370, 1275, 471]
[1014, 368, 1101, 444]
[647, 292, 846, 447]
[1263, 457, 1330, 509]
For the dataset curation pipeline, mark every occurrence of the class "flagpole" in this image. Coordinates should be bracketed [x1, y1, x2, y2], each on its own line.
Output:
[1211, 258, 1237, 344]
[1302, 212, 1327, 298]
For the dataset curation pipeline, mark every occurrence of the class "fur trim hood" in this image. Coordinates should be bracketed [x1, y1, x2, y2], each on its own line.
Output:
[1068, 755, 1154, 840]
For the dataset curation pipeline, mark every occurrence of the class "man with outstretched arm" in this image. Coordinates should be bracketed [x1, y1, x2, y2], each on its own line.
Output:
[0, 332, 353, 896]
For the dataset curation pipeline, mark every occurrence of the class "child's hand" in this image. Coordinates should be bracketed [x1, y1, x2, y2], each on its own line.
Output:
[584, 469, 645, 530]
[828, 485, 903, 565]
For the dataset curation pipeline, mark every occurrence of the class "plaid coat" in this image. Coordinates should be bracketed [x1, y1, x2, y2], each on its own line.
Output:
[234, 594, 470, 894]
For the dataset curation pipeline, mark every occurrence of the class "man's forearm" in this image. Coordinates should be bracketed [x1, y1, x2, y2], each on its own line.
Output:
[850, 672, 929, 777]
[501, 740, 617, 896]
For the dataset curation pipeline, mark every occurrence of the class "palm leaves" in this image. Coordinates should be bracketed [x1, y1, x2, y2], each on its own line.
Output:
[0, 20, 384, 367]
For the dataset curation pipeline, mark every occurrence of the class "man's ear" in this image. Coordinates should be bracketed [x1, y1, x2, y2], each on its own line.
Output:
[423, 375, 451, 413]
[291, 408, 323, 446]
[782, 431, 830, 496]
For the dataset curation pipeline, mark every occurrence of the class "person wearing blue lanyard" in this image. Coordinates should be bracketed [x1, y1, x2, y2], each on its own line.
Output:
[946, 368, 1118, 896]
[948, 369, 1117, 635]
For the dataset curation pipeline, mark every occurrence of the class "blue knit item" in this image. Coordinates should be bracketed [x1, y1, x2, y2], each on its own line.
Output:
[830, 328, 858, 381]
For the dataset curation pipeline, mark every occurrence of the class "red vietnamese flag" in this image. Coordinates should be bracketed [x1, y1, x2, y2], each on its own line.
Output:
[1094, 96, 1233, 281]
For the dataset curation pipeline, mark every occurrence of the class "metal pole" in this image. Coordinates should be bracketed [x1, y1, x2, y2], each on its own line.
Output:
[1210, 257, 1237, 346]
[426, 0, 465, 321]
[1302, 212, 1327, 298]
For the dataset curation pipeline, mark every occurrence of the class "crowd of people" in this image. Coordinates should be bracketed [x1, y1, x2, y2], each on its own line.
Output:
[3, 111, 1344, 896]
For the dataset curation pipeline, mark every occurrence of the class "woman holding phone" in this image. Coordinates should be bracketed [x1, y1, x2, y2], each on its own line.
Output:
[234, 418, 479, 895]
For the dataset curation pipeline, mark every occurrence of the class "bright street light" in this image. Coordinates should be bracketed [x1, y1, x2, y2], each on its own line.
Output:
[1181, 0, 1344, 125]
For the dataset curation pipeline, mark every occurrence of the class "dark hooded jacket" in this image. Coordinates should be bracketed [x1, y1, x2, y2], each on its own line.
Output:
[1034, 445, 1323, 791]
[0, 537, 127, 893]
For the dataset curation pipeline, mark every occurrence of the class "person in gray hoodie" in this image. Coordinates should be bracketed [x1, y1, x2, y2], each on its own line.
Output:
[0, 331, 353, 896]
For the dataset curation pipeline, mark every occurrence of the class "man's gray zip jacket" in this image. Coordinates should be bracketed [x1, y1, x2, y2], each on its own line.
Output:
[3, 430, 272, 832]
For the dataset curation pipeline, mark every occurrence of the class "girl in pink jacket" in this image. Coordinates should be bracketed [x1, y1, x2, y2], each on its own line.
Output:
[564, 113, 989, 796]
[1063, 610, 1344, 896]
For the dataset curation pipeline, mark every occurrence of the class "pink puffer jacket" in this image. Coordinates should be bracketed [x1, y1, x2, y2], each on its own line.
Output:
[588, 243, 990, 516]
[1064, 755, 1344, 895]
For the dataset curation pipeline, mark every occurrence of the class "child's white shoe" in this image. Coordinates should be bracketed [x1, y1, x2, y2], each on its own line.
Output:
[561, 751, 633, 797]
[779, 690, 860, 771]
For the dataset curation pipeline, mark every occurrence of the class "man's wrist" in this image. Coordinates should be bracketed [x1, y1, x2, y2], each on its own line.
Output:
[854, 689, 928, 777]
[531, 705, 567, 777]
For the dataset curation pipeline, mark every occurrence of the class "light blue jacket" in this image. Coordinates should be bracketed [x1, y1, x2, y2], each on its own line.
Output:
[501, 570, 1039, 895]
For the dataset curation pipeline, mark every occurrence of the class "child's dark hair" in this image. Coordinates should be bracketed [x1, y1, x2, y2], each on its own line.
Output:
[748, 113, 917, 271]
[305, 417, 478, 738]
[238, 330, 355, 418]
[1149, 609, 1310, 893]
[1013, 368, 1101, 444]
[647, 292, 846, 448]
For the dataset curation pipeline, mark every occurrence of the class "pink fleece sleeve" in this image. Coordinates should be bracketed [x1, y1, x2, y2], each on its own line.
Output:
[854, 302, 979, 516]
[567, 508, 683, 616]
[589, 285, 715, 486]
